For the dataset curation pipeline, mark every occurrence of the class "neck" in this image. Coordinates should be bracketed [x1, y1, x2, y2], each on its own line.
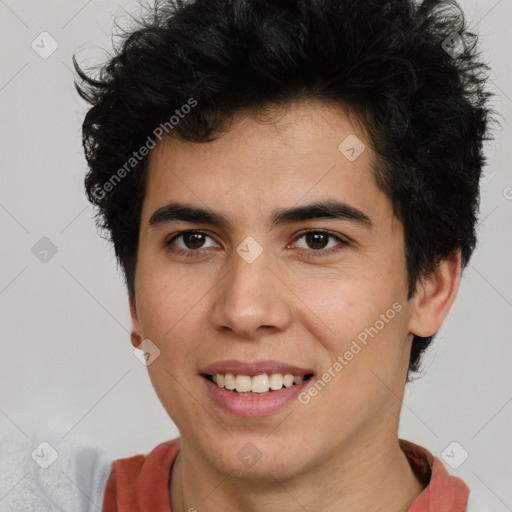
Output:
[170, 427, 425, 512]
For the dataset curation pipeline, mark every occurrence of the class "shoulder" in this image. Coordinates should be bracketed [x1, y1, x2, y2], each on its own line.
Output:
[107, 438, 180, 479]
[0, 430, 112, 512]
[103, 438, 180, 512]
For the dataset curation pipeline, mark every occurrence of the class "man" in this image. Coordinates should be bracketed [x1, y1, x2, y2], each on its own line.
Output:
[73, 0, 494, 510]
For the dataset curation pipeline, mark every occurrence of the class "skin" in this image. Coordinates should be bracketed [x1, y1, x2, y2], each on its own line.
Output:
[129, 99, 461, 512]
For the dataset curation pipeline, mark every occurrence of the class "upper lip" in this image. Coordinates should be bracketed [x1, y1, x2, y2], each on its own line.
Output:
[200, 360, 314, 377]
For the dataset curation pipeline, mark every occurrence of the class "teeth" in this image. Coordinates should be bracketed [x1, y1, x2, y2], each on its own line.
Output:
[210, 372, 308, 393]
[224, 373, 236, 390]
[269, 373, 283, 390]
[235, 375, 252, 392]
[252, 374, 270, 393]
[283, 374, 294, 387]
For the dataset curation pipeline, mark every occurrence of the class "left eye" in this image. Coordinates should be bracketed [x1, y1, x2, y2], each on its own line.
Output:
[293, 230, 345, 252]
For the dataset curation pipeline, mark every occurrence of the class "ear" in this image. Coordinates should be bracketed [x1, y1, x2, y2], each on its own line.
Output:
[408, 250, 461, 337]
[129, 295, 142, 349]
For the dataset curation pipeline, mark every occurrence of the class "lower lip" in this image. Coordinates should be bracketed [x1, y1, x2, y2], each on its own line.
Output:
[202, 376, 310, 417]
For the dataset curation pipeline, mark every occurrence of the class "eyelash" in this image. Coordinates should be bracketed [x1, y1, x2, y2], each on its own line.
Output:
[164, 229, 350, 259]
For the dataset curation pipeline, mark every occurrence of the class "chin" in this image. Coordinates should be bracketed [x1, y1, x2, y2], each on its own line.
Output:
[198, 434, 313, 482]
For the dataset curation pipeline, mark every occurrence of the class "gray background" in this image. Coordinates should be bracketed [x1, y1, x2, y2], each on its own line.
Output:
[1, 0, 511, 509]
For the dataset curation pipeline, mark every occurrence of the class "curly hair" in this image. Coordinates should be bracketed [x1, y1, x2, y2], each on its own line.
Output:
[73, 0, 494, 377]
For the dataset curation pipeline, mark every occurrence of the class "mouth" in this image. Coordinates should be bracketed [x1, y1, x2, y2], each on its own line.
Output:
[202, 372, 314, 396]
[199, 360, 316, 416]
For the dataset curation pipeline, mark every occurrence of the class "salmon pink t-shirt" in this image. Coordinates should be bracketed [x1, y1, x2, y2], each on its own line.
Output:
[102, 438, 469, 512]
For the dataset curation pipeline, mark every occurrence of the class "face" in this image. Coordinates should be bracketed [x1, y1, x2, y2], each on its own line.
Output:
[130, 100, 418, 481]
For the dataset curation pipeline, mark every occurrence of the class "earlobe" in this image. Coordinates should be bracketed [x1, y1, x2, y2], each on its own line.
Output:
[408, 250, 462, 338]
[129, 295, 142, 349]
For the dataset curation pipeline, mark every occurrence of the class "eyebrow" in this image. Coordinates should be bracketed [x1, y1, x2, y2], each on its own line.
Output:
[148, 200, 373, 231]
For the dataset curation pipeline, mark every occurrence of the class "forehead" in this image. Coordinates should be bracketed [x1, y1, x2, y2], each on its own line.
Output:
[141, 100, 391, 228]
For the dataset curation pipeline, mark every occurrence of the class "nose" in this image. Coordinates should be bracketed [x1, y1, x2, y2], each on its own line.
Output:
[210, 246, 293, 340]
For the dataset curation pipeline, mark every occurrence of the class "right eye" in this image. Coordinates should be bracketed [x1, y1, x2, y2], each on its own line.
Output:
[165, 230, 220, 257]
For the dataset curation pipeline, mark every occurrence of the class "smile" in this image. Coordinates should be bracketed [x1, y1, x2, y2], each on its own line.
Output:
[205, 372, 314, 395]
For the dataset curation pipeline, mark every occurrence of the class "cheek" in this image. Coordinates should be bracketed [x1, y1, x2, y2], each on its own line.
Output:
[135, 269, 213, 376]
[292, 269, 409, 389]
[294, 266, 401, 335]
[135, 265, 199, 336]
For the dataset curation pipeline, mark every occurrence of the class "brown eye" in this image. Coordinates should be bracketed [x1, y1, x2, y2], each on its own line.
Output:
[165, 231, 219, 256]
[293, 230, 347, 253]
[303, 232, 330, 250]
[181, 232, 207, 250]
